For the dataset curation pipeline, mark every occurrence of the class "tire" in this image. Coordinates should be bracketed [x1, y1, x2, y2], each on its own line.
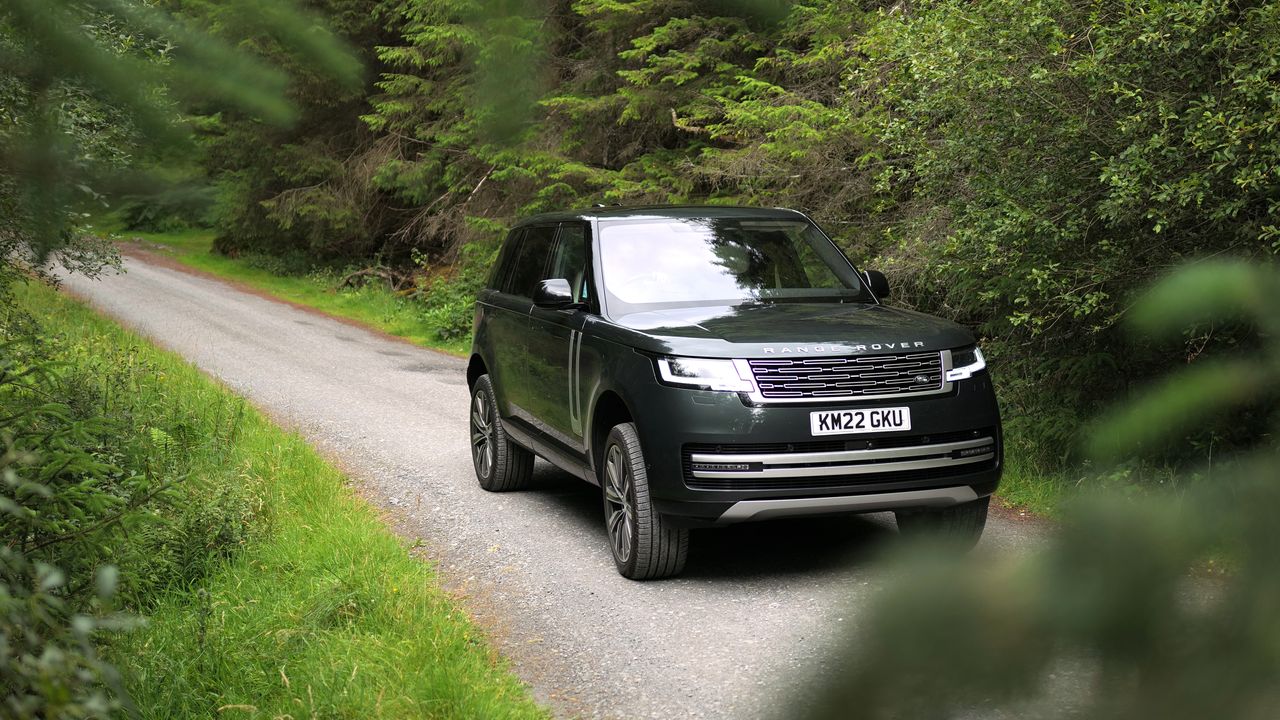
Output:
[894, 496, 990, 550]
[469, 375, 533, 492]
[600, 423, 689, 580]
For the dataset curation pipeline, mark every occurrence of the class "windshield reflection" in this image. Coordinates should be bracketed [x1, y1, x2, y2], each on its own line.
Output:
[598, 217, 866, 316]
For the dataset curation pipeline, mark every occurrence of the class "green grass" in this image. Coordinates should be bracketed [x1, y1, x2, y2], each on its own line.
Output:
[993, 454, 1074, 518]
[15, 282, 546, 719]
[92, 220, 470, 356]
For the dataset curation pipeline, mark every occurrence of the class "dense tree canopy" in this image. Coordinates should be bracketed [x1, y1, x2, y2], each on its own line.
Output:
[5, 0, 1275, 465]
[189, 0, 1278, 463]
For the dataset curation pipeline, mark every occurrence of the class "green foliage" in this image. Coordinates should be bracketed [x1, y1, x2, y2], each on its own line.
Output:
[0, 0, 359, 287]
[362, 0, 859, 249]
[5, 295, 266, 605]
[1090, 260, 1280, 461]
[133, 0, 1280, 475]
[3, 281, 542, 716]
[802, 260, 1280, 720]
[0, 549, 130, 720]
[116, 181, 217, 232]
[0, 283, 268, 714]
[0, 342, 135, 719]
[858, 0, 1280, 323]
[850, 0, 1280, 460]
[413, 242, 498, 343]
[196, 0, 394, 260]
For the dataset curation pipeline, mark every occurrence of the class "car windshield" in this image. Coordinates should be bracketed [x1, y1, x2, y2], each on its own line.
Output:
[597, 217, 870, 315]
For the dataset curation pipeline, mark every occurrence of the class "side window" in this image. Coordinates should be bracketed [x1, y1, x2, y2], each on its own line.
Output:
[489, 228, 524, 290]
[504, 224, 558, 297]
[548, 223, 590, 302]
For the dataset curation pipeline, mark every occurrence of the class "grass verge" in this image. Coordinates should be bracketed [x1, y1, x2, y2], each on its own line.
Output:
[15, 281, 546, 719]
[993, 454, 1072, 518]
[92, 220, 470, 356]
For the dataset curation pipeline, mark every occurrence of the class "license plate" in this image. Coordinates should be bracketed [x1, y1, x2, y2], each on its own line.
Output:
[809, 407, 911, 436]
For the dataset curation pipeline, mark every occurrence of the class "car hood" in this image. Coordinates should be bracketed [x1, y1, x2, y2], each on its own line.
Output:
[599, 302, 975, 358]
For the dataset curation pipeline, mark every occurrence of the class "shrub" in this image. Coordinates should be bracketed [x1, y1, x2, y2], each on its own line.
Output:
[116, 183, 217, 234]
[414, 241, 498, 344]
[1, 330, 140, 716]
[1, 284, 268, 710]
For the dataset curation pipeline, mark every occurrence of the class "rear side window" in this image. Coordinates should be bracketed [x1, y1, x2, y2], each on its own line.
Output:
[488, 228, 524, 290]
[548, 223, 590, 302]
[503, 224, 558, 297]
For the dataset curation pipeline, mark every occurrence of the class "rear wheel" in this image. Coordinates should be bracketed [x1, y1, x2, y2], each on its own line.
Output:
[894, 496, 990, 550]
[469, 375, 533, 492]
[601, 423, 688, 580]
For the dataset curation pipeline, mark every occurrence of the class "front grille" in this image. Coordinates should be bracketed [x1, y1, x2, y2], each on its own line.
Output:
[747, 352, 944, 400]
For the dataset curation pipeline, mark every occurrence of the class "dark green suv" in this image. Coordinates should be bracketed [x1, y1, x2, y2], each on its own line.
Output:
[467, 206, 1001, 579]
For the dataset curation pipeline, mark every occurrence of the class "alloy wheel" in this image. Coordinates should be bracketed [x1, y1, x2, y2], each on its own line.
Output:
[604, 443, 635, 563]
[470, 390, 494, 478]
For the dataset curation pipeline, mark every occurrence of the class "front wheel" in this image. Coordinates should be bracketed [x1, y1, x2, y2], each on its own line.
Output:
[601, 423, 688, 580]
[469, 375, 533, 492]
[894, 496, 990, 550]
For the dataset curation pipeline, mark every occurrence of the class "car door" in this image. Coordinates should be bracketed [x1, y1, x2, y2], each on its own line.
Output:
[479, 227, 525, 413]
[488, 223, 558, 422]
[524, 221, 592, 451]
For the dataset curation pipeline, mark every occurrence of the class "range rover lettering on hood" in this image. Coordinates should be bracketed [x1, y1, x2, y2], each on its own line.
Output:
[762, 341, 927, 354]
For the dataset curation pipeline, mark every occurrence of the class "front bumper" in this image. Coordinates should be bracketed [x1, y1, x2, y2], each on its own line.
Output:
[628, 370, 1003, 526]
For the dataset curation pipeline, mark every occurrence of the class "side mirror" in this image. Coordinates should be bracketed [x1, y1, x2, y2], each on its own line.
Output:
[861, 269, 890, 299]
[533, 278, 577, 308]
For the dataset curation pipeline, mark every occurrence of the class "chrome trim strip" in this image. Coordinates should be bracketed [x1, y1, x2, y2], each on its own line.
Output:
[740, 350, 955, 405]
[717, 486, 982, 523]
[568, 330, 583, 434]
[691, 436, 994, 467]
[691, 451, 994, 479]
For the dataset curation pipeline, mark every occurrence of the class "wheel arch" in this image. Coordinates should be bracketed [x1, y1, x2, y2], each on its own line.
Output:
[588, 389, 633, 476]
[467, 353, 487, 390]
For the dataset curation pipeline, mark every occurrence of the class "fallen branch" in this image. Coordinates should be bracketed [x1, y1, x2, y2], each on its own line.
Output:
[338, 266, 410, 291]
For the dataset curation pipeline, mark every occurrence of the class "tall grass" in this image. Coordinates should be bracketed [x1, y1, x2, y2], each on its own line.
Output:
[994, 454, 1072, 518]
[14, 282, 546, 719]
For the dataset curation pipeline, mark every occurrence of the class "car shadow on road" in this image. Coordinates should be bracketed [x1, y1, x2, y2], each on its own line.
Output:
[524, 461, 898, 581]
[524, 461, 604, 521]
[683, 515, 895, 580]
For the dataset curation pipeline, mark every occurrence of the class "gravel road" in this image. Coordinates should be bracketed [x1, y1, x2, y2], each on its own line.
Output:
[61, 257, 1044, 719]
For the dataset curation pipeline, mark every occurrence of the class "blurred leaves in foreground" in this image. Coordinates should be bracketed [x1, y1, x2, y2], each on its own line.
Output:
[0, 0, 359, 278]
[804, 260, 1280, 720]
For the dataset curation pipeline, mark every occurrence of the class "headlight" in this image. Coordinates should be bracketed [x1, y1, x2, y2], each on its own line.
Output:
[656, 356, 755, 393]
[945, 346, 986, 381]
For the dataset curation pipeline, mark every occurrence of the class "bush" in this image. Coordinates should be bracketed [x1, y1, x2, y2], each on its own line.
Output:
[1, 328, 141, 716]
[116, 183, 217, 234]
[0, 283, 268, 710]
[851, 0, 1280, 460]
[237, 249, 325, 278]
[0, 548, 131, 720]
[414, 241, 498, 344]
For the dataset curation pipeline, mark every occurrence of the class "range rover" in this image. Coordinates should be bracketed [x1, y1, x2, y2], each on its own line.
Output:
[467, 206, 1001, 579]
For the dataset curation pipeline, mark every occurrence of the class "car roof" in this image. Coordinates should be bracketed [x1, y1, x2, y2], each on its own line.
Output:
[513, 204, 810, 226]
